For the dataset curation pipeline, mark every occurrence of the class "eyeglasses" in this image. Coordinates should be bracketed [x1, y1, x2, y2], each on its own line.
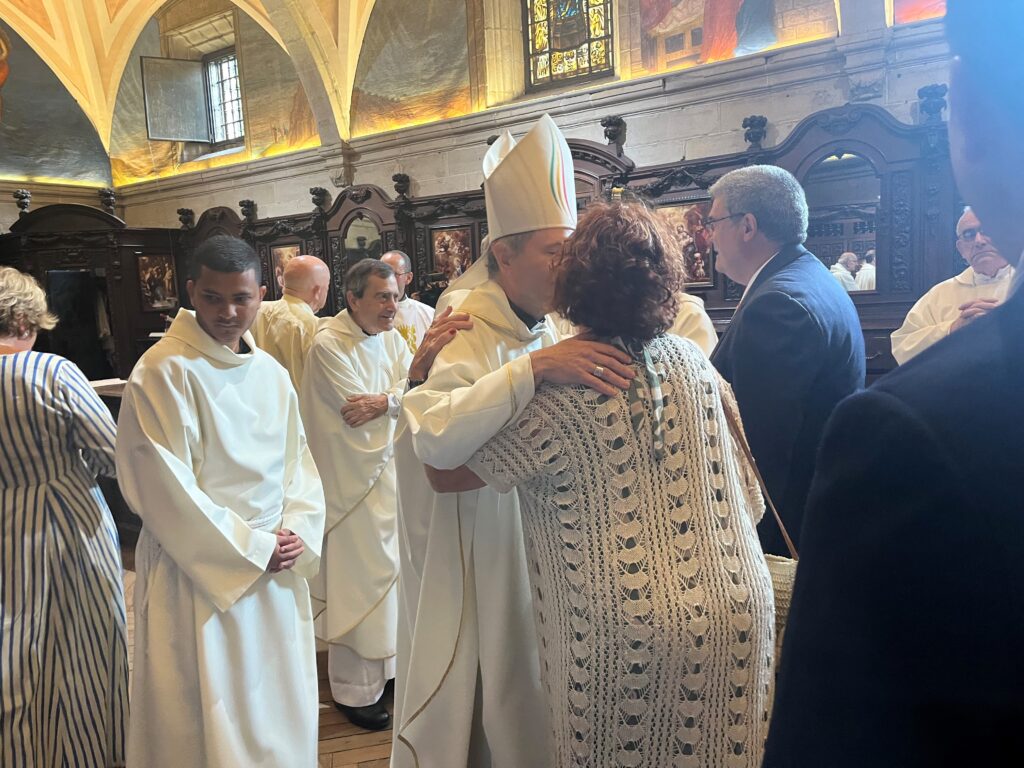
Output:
[701, 212, 749, 233]
[958, 227, 987, 243]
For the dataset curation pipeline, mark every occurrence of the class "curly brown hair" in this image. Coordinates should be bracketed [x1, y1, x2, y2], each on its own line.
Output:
[553, 201, 685, 342]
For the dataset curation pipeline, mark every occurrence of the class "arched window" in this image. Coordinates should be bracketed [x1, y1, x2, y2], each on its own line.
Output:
[524, 0, 614, 90]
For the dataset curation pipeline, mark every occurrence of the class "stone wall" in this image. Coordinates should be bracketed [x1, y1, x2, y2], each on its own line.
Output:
[113, 16, 949, 230]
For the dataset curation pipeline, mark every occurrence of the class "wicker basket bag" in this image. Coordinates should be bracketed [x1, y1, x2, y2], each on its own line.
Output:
[720, 393, 799, 664]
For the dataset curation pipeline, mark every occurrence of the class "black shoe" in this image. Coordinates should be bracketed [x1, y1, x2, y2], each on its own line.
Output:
[334, 699, 391, 731]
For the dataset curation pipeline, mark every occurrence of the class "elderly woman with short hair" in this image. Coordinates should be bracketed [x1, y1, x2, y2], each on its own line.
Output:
[0, 266, 128, 767]
[427, 201, 774, 768]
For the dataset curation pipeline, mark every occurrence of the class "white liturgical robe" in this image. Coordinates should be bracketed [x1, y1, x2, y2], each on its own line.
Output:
[251, 293, 320, 391]
[855, 262, 876, 291]
[891, 264, 1016, 364]
[116, 310, 326, 768]
[392, 279, 555, 768]
[299, 312, 411, 683]
[540, 294, 716, 354]
[830, 262, 857, 292]
[394, 296, 435, 353]
[669, 292, 718, 356]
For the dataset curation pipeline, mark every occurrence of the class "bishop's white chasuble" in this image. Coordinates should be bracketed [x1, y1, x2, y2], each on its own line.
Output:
[116, 310, 326, 768]
[392, 279, 555, 768]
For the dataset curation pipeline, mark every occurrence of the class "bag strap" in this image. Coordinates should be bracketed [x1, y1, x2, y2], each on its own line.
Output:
[718, 381, 799, 561]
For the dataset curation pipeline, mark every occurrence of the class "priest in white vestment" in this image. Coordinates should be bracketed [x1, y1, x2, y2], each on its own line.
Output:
[856, 250, 876, 291]
[392, 114, 635, 768]
[830, 253, 859, 292]
[116, 236, 326, 768]
[251, 254, 330, 391]
[300, 259, 413, 731]
[892, 208, 1015, 364]
[382, 249, 435, 352]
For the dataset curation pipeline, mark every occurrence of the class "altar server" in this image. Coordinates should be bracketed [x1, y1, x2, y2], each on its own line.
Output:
[117, 235, 326, 768]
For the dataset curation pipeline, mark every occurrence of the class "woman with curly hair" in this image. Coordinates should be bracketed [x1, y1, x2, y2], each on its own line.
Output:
[427, 201, 774, 767]
[0, 266, 128, 766]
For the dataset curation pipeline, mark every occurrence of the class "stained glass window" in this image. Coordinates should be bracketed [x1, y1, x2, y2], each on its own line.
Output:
[525, 0, 614, 89]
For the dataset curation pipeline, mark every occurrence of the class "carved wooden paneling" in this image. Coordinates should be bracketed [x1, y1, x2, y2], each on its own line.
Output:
[329, 236, 345, 309]
[890, 171, 913, 293]
[413, 227, 429, 288]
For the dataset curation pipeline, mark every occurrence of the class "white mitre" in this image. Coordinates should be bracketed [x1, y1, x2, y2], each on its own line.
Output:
[442, 113, 576, 298]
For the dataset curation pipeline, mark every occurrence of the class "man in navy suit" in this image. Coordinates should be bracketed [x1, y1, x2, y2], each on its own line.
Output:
[708, 165, 864, 555]
[764, 2, 1024, 765]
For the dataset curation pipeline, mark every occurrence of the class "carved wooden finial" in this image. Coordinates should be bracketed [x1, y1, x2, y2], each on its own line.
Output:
[742, 115, 768, 151]
[176, 208, 195, 229]
[392, 173, 411, 201]
[98, 188, 116, 215]
[600, 115, 628, 157]
[238, 199, 258, 223]
[917, 84, 948, 123]
[310, 187, 331, 210]
[13, 189, 31, 217]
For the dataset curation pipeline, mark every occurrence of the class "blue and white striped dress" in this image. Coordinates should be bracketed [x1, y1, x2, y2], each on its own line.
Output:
[1, 351, 129, 767]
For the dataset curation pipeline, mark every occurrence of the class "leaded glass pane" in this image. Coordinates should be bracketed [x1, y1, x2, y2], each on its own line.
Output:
[525, 0, 613, 88]
[535, 21, 549, 52]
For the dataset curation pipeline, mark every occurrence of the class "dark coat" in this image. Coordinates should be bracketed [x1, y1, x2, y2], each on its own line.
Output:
[711, 243, 865, 555]
[764, 283, 1024, 767]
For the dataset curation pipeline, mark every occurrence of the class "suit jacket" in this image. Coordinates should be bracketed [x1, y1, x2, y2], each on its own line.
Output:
[764, 283, 1024, 767]
[711, 244, 865, 554]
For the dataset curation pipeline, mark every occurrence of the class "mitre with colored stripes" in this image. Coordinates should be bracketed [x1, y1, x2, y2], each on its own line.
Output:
[484, 113, 577, 242]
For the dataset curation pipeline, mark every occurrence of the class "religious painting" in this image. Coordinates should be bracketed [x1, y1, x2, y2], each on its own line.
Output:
[892, 0, 945, 25]
[655, 201, 715, 287]
[637, 0, 838, 75]
[271, 245, 301, 292]
[525, 0, 615, 89]
[138, 255, 179, 312]
[430, 226, 475, 282]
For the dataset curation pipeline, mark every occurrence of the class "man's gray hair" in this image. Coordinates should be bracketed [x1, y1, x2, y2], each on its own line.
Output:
[709, 165, 809, 245]
[345, 258, 394, 298]
[485, 231, 534, 276]
[381, 250, 412, 272]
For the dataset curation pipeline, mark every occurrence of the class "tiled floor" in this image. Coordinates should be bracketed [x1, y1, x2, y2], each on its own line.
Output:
[122, 568, 394, 767]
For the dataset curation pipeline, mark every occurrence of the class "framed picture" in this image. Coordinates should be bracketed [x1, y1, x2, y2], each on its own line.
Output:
[271, 244, 301, 292]
[430, 226, 475, 282]
[654, 200, 715, 288]
[137, 254, 179, 312]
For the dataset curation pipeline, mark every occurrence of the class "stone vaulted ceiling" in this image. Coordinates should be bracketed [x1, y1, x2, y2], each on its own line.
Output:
[0, 0, 377, 147]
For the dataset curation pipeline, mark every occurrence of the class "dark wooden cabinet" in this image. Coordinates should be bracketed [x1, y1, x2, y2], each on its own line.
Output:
[0, 205, 186, 378]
